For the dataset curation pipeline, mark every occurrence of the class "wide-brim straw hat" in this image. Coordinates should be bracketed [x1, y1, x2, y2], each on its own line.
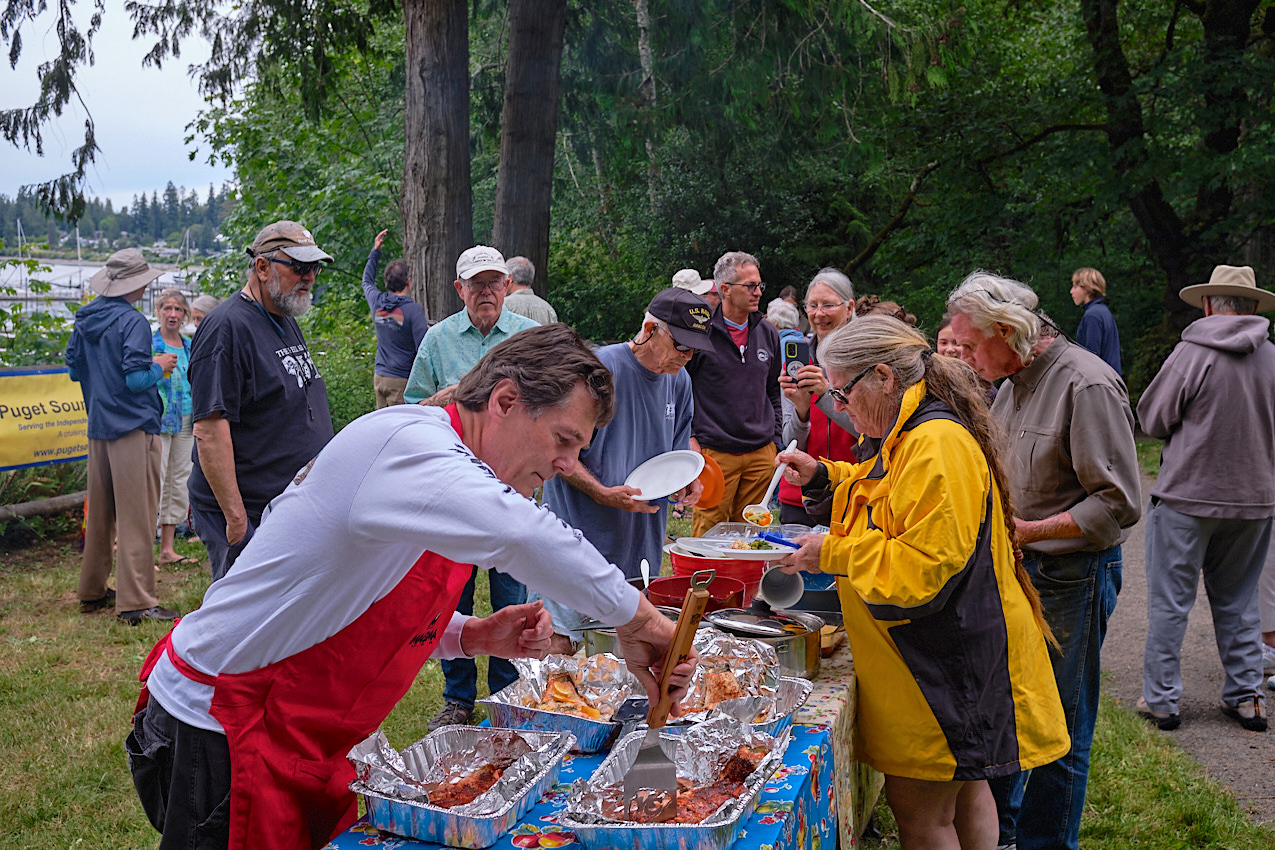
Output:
[89, 248, 163, 297]
[1179, 265, 1275, 313]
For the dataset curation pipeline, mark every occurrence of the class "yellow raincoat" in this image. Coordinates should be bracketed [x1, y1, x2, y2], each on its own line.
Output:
[819, 381, 1068, 781]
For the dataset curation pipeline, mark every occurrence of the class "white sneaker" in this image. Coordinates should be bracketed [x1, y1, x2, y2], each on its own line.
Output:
[1263, 643, 1275, 675]
[1267, 673, 1275, 692]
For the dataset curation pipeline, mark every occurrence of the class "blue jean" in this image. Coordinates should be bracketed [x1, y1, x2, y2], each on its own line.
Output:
[990, 546, 1122, 850]
[441, 566, 527, 707]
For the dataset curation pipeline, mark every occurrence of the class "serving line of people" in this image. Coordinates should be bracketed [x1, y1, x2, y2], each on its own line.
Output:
[126, 323, 698, 850]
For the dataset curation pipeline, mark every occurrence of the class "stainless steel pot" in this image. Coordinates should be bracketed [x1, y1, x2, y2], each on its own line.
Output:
[582, 605, 711, 659]
[706, 609, 824, 679]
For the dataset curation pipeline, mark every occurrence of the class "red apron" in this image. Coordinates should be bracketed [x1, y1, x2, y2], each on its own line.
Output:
[142, 404, 476, 849]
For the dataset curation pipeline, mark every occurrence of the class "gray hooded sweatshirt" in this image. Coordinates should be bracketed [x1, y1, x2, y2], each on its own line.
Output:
[1138, 314, 1275, 519]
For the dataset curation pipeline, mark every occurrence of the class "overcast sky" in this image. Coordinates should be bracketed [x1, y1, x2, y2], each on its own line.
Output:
[0, 0, 234, 212]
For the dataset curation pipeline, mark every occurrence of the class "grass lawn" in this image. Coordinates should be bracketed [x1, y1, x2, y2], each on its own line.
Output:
[2, 507, 1272, 849]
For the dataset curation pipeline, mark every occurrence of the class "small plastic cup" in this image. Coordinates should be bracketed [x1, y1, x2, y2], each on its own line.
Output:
[757, 565, 805, 609]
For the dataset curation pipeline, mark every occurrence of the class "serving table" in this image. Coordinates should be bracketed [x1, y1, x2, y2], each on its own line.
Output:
[326, 644, 878, 850]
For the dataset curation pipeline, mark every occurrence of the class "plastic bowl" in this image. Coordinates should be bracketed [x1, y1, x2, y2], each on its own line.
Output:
[666, 544, 763, 606]
[645, 574, 746, 612]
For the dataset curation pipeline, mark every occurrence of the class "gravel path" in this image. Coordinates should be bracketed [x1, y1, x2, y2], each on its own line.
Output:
[1100, 472, 1275, 822]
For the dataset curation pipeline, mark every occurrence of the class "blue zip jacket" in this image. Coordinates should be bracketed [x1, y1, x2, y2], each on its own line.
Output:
[65, 296, 162, 440]
[1075, 296, 1122, 376]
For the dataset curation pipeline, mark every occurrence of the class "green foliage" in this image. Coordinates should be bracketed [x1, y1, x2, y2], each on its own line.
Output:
[0, 461, 86, 549]
[0, 256, 73, 367]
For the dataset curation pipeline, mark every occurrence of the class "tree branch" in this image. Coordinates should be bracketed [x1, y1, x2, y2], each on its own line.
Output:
[847, 160, 939, 273]
[976, 123, 1106, 167]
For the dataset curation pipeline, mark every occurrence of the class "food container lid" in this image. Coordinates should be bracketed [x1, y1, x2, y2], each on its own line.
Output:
[705, 609, 811, 637]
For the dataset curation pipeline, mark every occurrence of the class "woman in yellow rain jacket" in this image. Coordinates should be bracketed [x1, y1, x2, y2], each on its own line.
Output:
[778, 316, 1068, 849]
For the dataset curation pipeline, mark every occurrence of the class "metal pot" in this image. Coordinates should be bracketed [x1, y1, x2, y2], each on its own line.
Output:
[582, 605, 709, 659]
[706, 609, 824, 679]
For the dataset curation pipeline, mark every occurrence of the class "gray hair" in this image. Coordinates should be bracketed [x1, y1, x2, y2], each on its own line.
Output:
[945, 270, 1041, 364]
[639, 312, 669, 339]
[191, 294, 220, 314]
[806, 268, 854, 306]
[713, 251, 761, 285]
[766, 298, 801, 330]
[1207, 294, 1259, 315]
[507, 256, 535, 287]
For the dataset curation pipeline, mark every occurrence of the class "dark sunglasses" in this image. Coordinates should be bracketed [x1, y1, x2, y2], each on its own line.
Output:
[826, 365, 875, 405]
[264, 256, 324, 277]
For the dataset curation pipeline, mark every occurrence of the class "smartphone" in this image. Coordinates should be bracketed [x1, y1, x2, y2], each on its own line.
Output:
[783, 338, 810, 379]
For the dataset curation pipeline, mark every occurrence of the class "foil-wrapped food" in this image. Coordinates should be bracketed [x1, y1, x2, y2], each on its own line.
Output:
[676, 628, 780, 722]
[560, 715, 790, 850]
[348, 727, 574, 848]
[479, 653, 638, 753]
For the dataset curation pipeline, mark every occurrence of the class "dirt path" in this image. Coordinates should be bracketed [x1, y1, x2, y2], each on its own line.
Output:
[1101, 472, 1275, 822]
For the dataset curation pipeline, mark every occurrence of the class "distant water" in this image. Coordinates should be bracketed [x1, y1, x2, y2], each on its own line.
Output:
[0, 260, 197, 320]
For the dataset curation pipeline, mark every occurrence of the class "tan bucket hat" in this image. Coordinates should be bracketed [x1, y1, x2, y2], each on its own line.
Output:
[1179, 265, 1275, 313]
[88, 248, 163, 297]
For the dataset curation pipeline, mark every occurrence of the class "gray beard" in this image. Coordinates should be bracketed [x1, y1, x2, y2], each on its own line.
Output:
[267, 270, 312, 317]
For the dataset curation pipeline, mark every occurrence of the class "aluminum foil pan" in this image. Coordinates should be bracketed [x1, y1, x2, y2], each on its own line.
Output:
[662, 676, 813, 739]
[559, 715, 791, 850]
[478, 653, 638, 754]
[348, 726, 574, 849]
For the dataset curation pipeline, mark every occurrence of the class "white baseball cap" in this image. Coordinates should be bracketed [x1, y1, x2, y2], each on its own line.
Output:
[671, 268, 713, 296]
[456, 246, 509, 280]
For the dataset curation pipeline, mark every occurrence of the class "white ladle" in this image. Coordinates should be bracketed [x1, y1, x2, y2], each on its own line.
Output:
[640, 558, 651, 589]
[742, 440, 798, 527]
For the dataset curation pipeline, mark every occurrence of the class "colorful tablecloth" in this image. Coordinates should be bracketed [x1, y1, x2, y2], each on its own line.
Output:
[794, 641, 883, 848]
[324, 725, 835, 850]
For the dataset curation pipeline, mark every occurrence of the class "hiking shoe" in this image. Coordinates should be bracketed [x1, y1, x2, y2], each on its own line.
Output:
[1220, 696, 1267, 732]
[1262, 643, 1275, 676]
[427, 701, 474, 731]
[117, 606, 180, 626]
[80, 588, 116, 613]
[1136, 696, 1180, 731]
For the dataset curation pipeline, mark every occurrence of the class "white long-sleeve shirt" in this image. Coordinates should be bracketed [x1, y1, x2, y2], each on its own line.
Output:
[149, 404, 640, 732]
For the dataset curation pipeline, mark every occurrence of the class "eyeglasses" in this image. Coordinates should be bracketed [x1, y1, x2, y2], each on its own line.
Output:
[805, 301, 846, 313]
[723, 282, 766, 294]
[264, 256, 323, 277]
[463, 278, 508, 294]
[659, 325, 693, 352]
[826, 365, 875, 405]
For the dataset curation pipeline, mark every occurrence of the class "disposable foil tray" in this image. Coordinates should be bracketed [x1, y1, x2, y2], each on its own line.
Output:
[348, 726, 574, 849]
[661, 676, 813, 739]
[479, 693, 620, 754]
[559, 720, 790, 850]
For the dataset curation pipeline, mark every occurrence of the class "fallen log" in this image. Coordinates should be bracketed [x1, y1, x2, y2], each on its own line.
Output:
[0, 491, 86, 522]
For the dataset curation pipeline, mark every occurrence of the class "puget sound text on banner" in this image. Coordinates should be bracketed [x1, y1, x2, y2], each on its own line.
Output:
[0, 367, 88, 471]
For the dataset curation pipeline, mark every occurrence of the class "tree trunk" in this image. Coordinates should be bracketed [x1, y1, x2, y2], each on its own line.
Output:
[402, 0, 472, 321]
[1081, 0, 1260, 330]
[634, 0, 659, 213]
[490, 0, 569, 297]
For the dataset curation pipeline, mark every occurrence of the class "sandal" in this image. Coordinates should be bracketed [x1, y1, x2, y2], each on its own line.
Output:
[158, 555, 201, 567]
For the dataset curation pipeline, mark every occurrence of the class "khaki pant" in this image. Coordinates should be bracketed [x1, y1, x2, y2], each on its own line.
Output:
[374, 374, 409, 408]
[692, 443, 779, 536]
[157, 416, 194, 525]
[80, 430, 162, 612]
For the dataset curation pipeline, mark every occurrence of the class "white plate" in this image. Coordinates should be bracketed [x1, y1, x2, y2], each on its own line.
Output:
[623, 450, 705, 500]
[674, 537, 793, 561]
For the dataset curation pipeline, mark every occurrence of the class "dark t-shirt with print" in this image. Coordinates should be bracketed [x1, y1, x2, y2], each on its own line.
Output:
[187, 293, 335, 519]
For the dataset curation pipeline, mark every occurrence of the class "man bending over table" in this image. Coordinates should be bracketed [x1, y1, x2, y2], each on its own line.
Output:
[126, 324, 696, 850]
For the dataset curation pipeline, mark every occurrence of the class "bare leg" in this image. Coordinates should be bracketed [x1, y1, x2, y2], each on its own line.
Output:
[884, 774, 963, 850]
[953, 779, 998, 850]
[158, 524, 180, 563]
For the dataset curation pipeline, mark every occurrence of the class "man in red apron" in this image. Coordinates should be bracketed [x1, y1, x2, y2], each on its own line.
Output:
[127, 324, 696, 850]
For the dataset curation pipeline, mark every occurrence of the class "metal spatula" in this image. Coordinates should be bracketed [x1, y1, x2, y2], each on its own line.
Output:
[621, 569, 713, 822]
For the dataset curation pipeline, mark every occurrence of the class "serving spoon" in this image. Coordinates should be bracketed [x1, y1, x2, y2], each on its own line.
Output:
[741, 440, 798, 527]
